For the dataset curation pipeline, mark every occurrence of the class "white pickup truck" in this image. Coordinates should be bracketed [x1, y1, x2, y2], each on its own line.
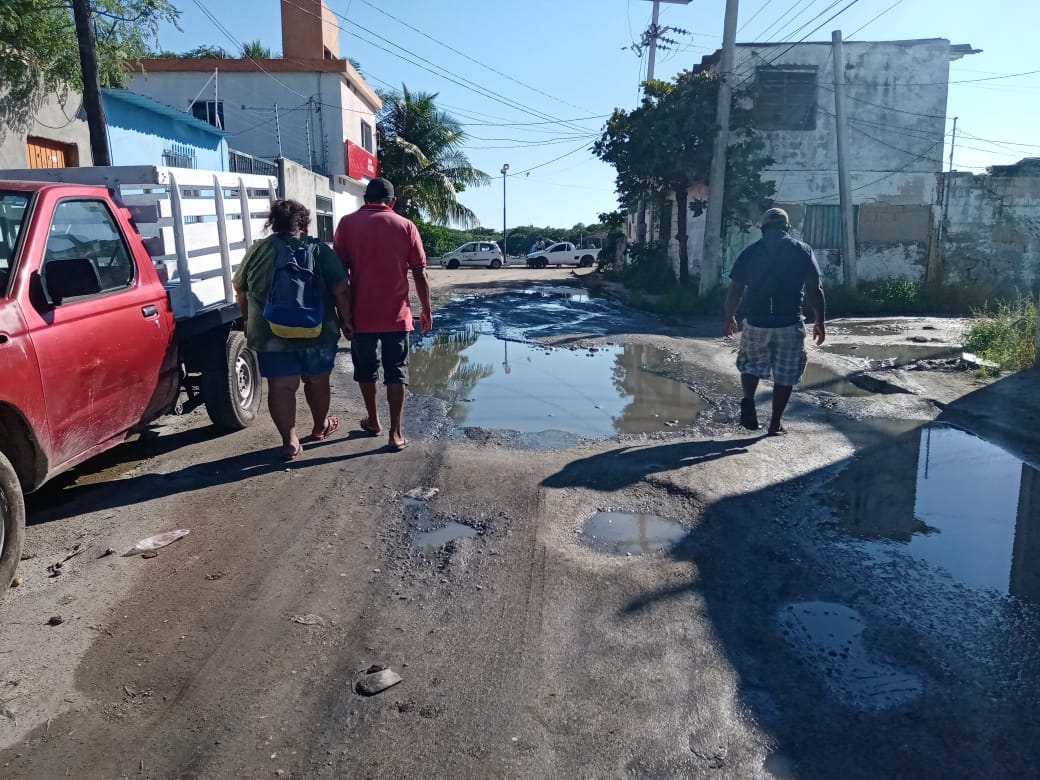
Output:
[526, 242, 599, 269]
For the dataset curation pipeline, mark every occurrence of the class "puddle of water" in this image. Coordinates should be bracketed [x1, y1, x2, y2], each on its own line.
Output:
[829, 320, 907, 337]
[581, 511, 689, 555]
[524, 286, 590, 303]
[798, 363, 873, 397]
[821, 343, 959, 367]
[829, 424, 1040, 602]
[410, 331, 704, 437]
[778, 601, 922, 710]
[411, 522, 478, 552]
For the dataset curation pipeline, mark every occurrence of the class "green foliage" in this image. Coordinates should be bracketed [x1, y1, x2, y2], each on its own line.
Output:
[596, 210, 626, 269]
[963, 299, 1037, 371]
[416, 220, 472, 258]
[0, 0, 179, 127]
[609, 242, 675, 293]
[240, 41, 271, 59]
[824, 280, 1002, 317]
[377, 85, 491, 228]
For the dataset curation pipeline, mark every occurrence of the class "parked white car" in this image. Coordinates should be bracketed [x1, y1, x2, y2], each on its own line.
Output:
[526, 242, 599, 269]
[439, 241, 505, 269]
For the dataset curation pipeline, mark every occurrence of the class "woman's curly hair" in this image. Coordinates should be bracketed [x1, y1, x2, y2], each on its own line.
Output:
[265, 199, 311, 234]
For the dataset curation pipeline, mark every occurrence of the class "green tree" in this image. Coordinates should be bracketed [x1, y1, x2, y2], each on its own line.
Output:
[0, 0, 179, 128]
[240, 40, 271, 59]
[183, 44, 230, 59]
[377, 85, 491, 228]
[594, 70, 775, 286]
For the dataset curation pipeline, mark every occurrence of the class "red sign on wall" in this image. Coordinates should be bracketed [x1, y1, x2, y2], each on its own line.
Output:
[345, 140, 379, 181]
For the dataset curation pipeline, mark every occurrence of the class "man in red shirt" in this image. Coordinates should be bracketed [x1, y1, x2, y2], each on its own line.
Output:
[333, 178, 433, 451]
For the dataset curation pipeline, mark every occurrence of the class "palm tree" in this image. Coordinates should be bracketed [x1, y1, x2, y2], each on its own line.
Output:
[377, 85, 490, 228]
[240, 40, 272, 59]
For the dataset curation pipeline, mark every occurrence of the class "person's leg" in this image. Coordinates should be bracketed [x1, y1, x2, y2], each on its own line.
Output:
[768, 324, 809, 435]
[258, 352, 304, 457]
[736, 324, 767, 431]
[300, 345, 338, 438]
[351, 335, 381, 434]
[769, 385, 794, 434]
[381, 332, 410, 450]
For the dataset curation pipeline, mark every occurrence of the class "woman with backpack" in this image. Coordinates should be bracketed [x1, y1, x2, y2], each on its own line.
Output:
[233, 199, 353, 461]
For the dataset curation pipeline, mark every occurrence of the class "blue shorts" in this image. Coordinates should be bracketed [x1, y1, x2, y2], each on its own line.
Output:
[351, 332, 409, 385]
[257, 344, 338, 378]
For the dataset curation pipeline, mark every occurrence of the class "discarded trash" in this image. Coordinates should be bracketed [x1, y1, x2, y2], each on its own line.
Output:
[123, 529, 190, 557]
[355, 666, 403, 696]
[404, 487, 440, 502]
[290, 614, 326, 626]
[11, 577, 23, 588]
[46, 615, 63, 626]
[46, 562, 63, 578]
[141, 551, 159, 559]
[99, 548, 116, 558]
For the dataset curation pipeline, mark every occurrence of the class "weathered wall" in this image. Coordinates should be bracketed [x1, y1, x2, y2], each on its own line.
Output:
[280, 157, 362, 224]
[103, 94, 227, 170]
[943, 162, 1040, 290]
[0, 92, 91, 169]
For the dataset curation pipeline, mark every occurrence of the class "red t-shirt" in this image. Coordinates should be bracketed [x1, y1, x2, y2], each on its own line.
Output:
[333, 204, 426, 333]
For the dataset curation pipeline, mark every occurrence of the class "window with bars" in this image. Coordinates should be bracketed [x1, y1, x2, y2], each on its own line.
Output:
[162, 144, 197, 169]
[190, 99, 225, 129]
[360, 120, 374, 153]
[315, 196, 334, 243]
[753, 68, 817, 131]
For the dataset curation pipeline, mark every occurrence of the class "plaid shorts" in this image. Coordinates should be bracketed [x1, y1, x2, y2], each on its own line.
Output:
[737, 323, 808, 386]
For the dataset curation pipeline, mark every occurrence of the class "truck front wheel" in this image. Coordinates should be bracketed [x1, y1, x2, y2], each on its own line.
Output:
[0, 450, 26, 596]
[201, 330, 262, 430]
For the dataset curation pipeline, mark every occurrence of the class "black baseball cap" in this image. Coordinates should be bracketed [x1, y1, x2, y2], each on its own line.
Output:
[760, 207, 790, 230]
[364, 178, 395, 201]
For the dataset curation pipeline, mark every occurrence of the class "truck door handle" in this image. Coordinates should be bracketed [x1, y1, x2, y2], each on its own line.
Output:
[142, 305, 158, 317]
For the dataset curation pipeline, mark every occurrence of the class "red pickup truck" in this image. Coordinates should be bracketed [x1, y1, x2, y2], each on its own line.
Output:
[0, 167, 276, 593]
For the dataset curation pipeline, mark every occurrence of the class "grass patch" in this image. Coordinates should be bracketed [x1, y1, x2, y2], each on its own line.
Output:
[963, 299, 1037, 372]
[824, 280, 1003, 316]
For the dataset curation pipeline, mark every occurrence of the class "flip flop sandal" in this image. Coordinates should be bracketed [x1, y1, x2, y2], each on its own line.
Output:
[308, 416, 340, 441]
[386, 439, 410, 452]
[767, 426, 787, 437]
[281, 443, 302, 461]
[359, 418, 381, 437]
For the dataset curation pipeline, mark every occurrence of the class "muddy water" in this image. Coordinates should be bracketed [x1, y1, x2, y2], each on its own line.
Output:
[581, 511, 689, 555]
[821, 343, 960, 367]
[410, 330, 704, 437]
[798, 363, 873, 397]
[411, 522, 478, 552]
[828, 424, 1040, 601]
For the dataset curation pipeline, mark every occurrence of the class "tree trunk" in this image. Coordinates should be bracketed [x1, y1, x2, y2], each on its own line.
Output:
[657, 193, 671, 249]
[675, 186, 690, 287]
[71, 0, 110, 166]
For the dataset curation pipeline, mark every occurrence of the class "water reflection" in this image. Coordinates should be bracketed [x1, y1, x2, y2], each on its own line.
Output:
[829, 424, 1040, 601]
[409, 331, 704, 437]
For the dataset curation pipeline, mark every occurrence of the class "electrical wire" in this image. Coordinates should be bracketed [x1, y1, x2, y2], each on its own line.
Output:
[847, 0, 907, 38]
[737, 0, 779, 35]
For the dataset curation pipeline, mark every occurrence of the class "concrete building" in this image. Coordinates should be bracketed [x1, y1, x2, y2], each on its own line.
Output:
[659, 38, 979, 285]
[128, 0, 380, 218]
[0, 93, 91, 169]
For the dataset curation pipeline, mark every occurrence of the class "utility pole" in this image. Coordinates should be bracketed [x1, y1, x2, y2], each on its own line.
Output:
[501, 163, 509, 257]
[71, 0, 110, 165]
[274, 103, 283, 158]
[636, 0, 692, 247]
[832, 29, 857, 290]
[699, 0, 739, 294]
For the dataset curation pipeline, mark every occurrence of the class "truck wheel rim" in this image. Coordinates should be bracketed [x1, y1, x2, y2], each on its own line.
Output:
[236, 354, 255, 407]
[0, 491, 7, 557]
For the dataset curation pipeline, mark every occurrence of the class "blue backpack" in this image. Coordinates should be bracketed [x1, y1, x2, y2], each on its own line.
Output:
[263, 236, 325, 339]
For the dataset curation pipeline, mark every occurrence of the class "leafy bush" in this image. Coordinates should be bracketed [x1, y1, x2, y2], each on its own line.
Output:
[963, 299, 1037, 371]
[608, 242, 675, 293]
[823, 280, 1002, 317]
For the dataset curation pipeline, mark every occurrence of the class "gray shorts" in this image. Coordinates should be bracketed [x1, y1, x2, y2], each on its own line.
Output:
[351, 332, 410, 385]
[737, 323, 808, 386]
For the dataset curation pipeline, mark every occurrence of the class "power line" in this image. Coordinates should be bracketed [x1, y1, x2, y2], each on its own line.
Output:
[737, 0, 779, 34]
[507, 140, 595, 177]
[799, 138, 944, 203]
[351, 0, 595, 114]
[751, 0, 817, 43]
[847, 0, 907, 38]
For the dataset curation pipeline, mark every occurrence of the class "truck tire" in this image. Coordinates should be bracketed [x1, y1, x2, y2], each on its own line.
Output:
[580, 255, 595, 267]
[201, 330, 262, 430]
[0, 450, 25, 596]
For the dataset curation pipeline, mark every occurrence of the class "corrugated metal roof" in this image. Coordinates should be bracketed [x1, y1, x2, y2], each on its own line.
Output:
[101, 88, 230, 138]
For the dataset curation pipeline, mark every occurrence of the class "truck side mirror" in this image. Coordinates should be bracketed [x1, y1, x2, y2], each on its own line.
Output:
[41, 257, 102, 306]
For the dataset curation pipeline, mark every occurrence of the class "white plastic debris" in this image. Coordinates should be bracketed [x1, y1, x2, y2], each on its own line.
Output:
[404, 487, 440, 502]
[355, 668, 403, 696]
[122, 529, 190, 557]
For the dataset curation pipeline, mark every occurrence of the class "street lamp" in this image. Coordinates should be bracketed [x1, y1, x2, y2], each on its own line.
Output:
[501, 163, 509, 258]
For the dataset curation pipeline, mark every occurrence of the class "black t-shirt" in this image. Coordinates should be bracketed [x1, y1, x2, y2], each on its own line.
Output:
[729, 230, 821, 328]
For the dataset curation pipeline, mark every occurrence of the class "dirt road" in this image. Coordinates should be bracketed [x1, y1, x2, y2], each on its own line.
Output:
[2, 266, 1038, 778]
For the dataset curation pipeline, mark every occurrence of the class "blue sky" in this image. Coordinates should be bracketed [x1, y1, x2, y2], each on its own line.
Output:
[155, 0, 1039, 230]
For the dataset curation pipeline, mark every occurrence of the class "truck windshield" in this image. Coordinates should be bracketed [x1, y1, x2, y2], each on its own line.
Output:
[0, 191, 30, 296]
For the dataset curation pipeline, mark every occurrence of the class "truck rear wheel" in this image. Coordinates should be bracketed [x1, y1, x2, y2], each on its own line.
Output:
[201, 330, 262, 430]
[580, 255, 595, 267]
[0, 450, 26, 596]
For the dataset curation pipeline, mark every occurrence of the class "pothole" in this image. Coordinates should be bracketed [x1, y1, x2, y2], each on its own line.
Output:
[410, 522, 478, 553]
[820, 343, 959, 368]
[410, 331, 704, 437]
[827, 423, 1040, 602]
[778, 601, 923, 710]
[799, 363, 874, 397]
[581, 511, 689, 555]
